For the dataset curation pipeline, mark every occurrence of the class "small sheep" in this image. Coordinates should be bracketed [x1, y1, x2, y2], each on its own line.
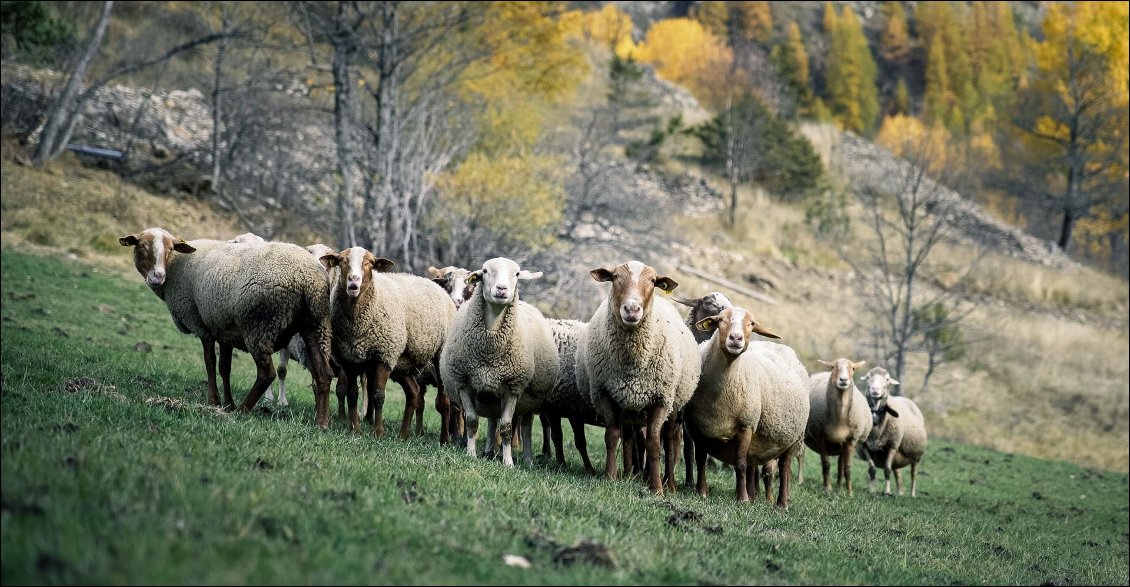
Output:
[575, 260, 702, 494]
[804, 358, 872, 495]
[119, 228, 334, 427]
[321, 247, 457, 438]
[685, 307, 809, 507]
[539, 318, 601, 474]
[859, 367, 927, 497]
[439, 257, 560, 467]
[673, 291, 733, 487]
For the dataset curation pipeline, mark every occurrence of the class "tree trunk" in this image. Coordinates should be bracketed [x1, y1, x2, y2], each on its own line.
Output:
[331, 1, 358, 249]
[364, 1, 400, 256]
[210, 5, 230, 196]
[725, 91, 737, 228]
[33, 0, 114, 166]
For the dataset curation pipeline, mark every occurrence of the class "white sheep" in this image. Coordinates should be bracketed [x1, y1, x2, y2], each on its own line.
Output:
[320, 247, 457, 437]
[804, 357, 872, 495]
[859, 367, 928, 497]
[119, 227, 335, 427]
[438, 257, 560, 467]
[686, 307, 809, 507]
[539, 318, 602, 474]
[673, 291, 734, 488]
[575, 260, 702, 495]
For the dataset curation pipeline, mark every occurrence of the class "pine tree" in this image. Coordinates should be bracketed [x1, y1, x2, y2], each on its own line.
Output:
[923, 32, 951, 125]
[771, 21, 812, 116]
[880, 1, 910, 64]
[825, 5, 879, 134]
[894, 77, 910, 115]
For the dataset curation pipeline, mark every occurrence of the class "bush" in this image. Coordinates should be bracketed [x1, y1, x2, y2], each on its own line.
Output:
[0, 1, 74, 66]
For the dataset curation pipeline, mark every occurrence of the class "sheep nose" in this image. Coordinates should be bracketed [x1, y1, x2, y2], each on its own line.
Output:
[493, 286, 509, 298]
[728, 333, 743, 344]
[148, 271, 165, 285]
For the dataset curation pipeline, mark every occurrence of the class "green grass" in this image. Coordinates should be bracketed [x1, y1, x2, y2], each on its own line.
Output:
[2, 248, 1128, 585]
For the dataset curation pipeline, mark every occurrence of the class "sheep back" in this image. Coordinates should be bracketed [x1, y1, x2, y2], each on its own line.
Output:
[542, 319, 599, 423]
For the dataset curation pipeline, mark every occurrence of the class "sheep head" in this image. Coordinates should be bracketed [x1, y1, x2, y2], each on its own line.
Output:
[320, 247, 395, 299]
[469, 257, 541, 307]
[696, 307, 779, 355]
[860, 366, 900, 410]
[428, 265, 475, 309]
[817, 358, 867, 391]
[119, 227, 196, 289]
[591, 260, 679, 328]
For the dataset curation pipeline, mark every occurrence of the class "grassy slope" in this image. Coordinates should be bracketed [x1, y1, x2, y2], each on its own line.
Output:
[2, 247, 1127, 585]
[1, 158, 1129, 585]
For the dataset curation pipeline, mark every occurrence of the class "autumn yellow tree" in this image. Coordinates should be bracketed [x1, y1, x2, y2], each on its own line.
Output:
[824, 5, 879, 134]
[1008, 1, 1129, 254]
[633, 17, 733, 105]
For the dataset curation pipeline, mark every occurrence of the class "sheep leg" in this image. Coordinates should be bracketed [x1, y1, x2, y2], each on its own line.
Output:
[733, 425, 753, 502]
[393, 372, 420, 440]
[499, 394, 518, 468]
[520, 411, 535, 467]
[300, 331, 332, 430]
[548, 414, 566, 468]
[593, 395, 620, 480]
[345, 371, 361, 433]
[795, 449, 805, 485]
[775, 443, 798, 509]
[682, 421, 696, 490]
[460, 390, 479, 458]
[621, 422, 636, 480]
[484, 418, 499, 459]
[882, 450, 896, 495]
[864, 448, 878, 493]
[540, 413, 552, 458]
[275, 347, 290, 406]
[238, 350, 275, 414]
[368, 363, 390, 437]
[645, 404, 668, 495]
[334, 365, 348, 422]
[841, 441, 855, 496]
[414, 376, 427, 436]
[909, 461, 918, 497]
[219, 343, 236, 410]
[894, 467, 903, 496]
[569, 417, 596, 476]
[201, 338, 220, 406]
[694, 434, 710, 498]
[434, 381, 451, 445]
[663, 417, 682, 494]
[820, 452, 832, 492]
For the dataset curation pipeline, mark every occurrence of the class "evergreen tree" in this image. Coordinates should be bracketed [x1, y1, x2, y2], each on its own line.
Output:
[880, 1, 910, 65]
[771, 21, 812, 117]
[923, 33, 951, 125]
[825, 5, 879, 134]
[894, 77, 910, 115]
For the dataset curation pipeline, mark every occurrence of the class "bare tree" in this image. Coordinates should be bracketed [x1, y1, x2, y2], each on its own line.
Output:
[843, 135, 981, 394]
[32, 0, 113, 165]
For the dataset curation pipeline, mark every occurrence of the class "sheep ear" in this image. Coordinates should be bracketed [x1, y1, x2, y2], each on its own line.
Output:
[374, 258, 396, 273]
[432, 278, 447, 288]
[851, 360, 867, 370]
[884, 405, 900, 418]
[751, 322, 781, 339]
[119, 235, 140, 247]
[817, 359, 834, 369]
[654, 276, 679, 292]
[889, 377, 900, 386]
[467, 270, 483, 284]
[590, 268, 614, 282]
[860, 372, 871, 382]
[426, 266, 444, 279]
[517, 270, 543, 280]
[320, 253, 339, 270]
[695, 316, 718, 332]
[672, 296, 700, 307]
[173, 240, 196, 254]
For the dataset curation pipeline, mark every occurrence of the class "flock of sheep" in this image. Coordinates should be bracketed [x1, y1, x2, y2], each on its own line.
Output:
[118, 227, 928, 507]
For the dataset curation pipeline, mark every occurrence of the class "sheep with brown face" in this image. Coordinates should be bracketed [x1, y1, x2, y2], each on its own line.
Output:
[805, 358, 873, 495]
[685, 307, 809, 507]
[320, 247, 457, 438]
[119, 227, 334, 427]
[575, 260, 702, 495]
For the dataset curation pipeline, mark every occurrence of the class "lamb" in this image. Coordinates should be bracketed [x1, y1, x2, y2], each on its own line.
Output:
[673, 291, 733, 488]
[539, 318, 601, 474]
[438, 257, 560, 467]
[119, 227, 334, 427]
[804, 357, 872, 495]
[859, 367, 928, 496]
[320, 247, 457, 438]
[575, 260, 702, 494]
[685, 307, 809, 507]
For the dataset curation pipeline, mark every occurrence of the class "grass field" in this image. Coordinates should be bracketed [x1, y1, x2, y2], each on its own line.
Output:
[2, 247, 1127, 585]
